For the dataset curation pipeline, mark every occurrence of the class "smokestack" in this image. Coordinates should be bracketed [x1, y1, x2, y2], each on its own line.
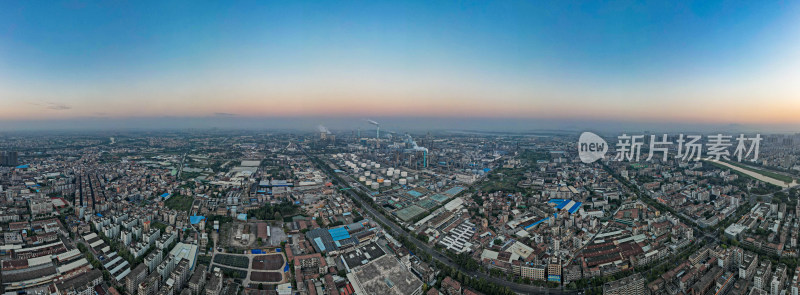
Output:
[317, 125, 331, 134]
[365, 119, 381, 142]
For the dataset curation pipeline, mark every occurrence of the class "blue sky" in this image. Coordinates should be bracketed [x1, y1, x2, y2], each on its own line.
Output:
[1, 0, 799, 129]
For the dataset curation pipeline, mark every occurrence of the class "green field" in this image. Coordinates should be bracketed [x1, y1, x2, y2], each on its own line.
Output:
[151, 221, 168, 232]
[213, 254, 250, 268]
[164, 194, 194, 212]
[197, 255, 212, 266]
[216, 266, 248, 279]
[720, 160, 795, 184]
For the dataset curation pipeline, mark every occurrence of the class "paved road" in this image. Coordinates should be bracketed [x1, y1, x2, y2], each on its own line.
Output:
[176, 152, 187, 179]
[314, 156, 581, 295]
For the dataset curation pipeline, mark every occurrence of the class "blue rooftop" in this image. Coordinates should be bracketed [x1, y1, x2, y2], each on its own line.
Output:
[160, 193, 170, 198]
[548, 199, 582, 214]
[549, 199, 574, 210]
[568, 202, 582, 214]
[15, 165, 29, 169]
[189, 216, 206, 224]
[525, 217, 549, 229]
[329, 227, 351, 242]
[313, 237, 326, 251]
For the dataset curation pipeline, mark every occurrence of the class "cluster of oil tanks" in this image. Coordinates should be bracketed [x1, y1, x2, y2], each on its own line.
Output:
[335, 153, 417, 190]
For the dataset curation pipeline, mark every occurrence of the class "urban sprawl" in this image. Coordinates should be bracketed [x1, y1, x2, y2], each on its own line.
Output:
[1, 129, 799, 295]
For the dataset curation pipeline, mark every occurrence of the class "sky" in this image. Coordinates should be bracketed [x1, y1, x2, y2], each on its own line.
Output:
[1, 0, 800, 131]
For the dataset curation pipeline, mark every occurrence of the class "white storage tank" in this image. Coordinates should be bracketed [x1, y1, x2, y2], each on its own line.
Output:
[359, 176, 366, 182]
[400, 171, 408, 177]
[371, 183, 379, 189]
[387, 170, 394, 176]
[375, 163, 381, 168]
[365, 171, 371, 177]
[399, 179, 407, 185]
[365, 180, 373, 186]
[360, 163, 367, 168]
[384, 180, 392, 186]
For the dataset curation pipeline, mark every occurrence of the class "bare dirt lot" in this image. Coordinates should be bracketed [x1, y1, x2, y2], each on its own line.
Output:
[221, 223, 256, 248]
[251, 254, 284, 270]
[250, 271, 283, 282]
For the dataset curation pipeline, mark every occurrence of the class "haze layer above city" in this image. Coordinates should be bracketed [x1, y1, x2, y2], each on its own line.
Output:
[2, 1, 800, 132]
[4, 2, 800, 295]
